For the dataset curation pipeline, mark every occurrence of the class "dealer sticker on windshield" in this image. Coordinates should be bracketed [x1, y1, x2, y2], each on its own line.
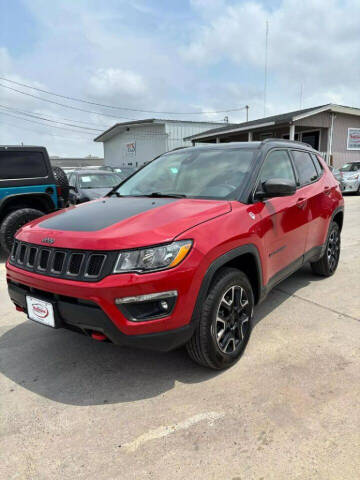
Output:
[26, 296, 55, 328]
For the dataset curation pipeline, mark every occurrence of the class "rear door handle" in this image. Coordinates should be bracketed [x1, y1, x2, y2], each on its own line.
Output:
[296, 197, 307, 209]
[324, 186, 331, 195]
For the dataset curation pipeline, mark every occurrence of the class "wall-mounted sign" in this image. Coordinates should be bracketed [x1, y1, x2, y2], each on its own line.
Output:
[347, 128, 360, 150]
[126, 142, 136, 155]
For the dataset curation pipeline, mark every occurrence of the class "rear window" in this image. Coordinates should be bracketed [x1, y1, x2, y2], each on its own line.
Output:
[311, 153, 324, 176]
[0, 151, 48, 180]
[291, 150, 318, 186]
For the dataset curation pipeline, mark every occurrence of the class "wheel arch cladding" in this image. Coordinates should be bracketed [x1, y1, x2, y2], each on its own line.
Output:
[333, 210, 344, 232]
[191, 244, 262, 325]
[0, 194, 54, 220]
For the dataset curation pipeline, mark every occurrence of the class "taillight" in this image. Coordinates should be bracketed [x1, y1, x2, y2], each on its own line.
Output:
[56, 186, 62, 197]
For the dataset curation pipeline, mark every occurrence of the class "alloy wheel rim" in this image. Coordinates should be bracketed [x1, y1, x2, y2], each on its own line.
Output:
[213, 285, 250, 354]
[327, 229, 340, 272]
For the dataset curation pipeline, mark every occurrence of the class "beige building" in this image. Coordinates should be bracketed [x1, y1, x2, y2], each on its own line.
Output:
[185, 104, 360, 169]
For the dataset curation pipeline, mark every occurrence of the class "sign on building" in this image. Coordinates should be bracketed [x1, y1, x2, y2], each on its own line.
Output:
[347, 128, 360, 150]
[126, 142, 136, 156]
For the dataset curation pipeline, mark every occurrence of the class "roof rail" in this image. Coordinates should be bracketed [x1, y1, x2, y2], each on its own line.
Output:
[261, 138, 313, 148]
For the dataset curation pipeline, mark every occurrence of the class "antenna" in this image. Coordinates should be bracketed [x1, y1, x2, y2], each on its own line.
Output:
[264, 20, 269, 116]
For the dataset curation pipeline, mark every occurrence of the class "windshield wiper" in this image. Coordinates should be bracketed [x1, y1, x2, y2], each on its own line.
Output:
[107, 191, 123, 197]
[143, 192, 187, 198]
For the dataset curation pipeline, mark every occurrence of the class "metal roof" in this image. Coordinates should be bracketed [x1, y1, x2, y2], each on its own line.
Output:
[94, 118, 225, 142]
[184, 103, 360, 141]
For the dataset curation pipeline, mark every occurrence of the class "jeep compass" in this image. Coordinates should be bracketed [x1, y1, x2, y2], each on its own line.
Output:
[6, 140, 344, 369]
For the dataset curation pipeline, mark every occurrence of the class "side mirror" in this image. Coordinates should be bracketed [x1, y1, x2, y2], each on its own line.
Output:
[257, 178, 296, 199]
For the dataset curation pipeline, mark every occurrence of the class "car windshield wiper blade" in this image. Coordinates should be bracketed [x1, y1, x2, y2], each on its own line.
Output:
[107, 191, 123, 197]
[143, 192, 187, 198]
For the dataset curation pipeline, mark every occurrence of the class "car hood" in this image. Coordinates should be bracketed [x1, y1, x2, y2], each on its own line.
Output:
[17, 196, 231, 250]
[80, 187, 113, 199]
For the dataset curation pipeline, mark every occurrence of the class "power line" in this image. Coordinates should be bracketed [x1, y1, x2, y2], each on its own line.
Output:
[0, 103, 110, 129]
[0, 104, 103, 132]
[1, 119, 95, 142]
[0, 76, 248, 115]
[0, 110, 97, 135]
[0, 83, 137, 120]
[0, 110, 191, 139]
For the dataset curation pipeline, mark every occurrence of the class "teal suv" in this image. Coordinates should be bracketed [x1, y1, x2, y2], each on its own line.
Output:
[0, 146, 68, 254]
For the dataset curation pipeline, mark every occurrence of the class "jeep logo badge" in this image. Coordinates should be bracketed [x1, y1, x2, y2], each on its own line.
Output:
[41, 237, 55, 245]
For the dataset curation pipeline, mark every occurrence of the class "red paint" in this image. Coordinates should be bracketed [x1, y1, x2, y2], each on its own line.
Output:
[6, 158, 343, 338]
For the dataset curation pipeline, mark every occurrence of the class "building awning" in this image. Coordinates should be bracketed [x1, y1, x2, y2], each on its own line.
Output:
[184, 103, 360, 142]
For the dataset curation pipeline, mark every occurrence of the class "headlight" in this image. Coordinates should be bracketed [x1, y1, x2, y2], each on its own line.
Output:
[113, 240, 192, 273]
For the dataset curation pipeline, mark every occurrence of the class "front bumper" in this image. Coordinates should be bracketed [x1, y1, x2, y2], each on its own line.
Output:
[8, 280, 194, 351]
[6, 258, 202, 351]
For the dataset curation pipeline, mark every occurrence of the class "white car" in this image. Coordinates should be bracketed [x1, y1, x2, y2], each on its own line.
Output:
[338, 162, 360, 194]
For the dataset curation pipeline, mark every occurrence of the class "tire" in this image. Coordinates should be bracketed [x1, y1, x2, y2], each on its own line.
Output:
[0, 208, 44, 254]
[186, 268, 254, 370]
[52, 166, 69, 204]
[311, 221, 340, 277]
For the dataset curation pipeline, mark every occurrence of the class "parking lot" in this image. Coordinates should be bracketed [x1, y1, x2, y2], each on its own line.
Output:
[0, 195, 359, 480]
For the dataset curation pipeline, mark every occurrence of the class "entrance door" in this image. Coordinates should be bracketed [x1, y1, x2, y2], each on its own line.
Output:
[301, 131, 320, 150]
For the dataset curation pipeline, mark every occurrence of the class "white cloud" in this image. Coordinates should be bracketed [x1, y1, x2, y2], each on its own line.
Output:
[182, 0, 360, 111]
[1, 0, 360, 156]
[88, 68, 147, 98]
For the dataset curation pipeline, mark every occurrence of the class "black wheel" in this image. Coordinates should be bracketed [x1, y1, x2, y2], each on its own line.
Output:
[52, 166, 69, 204]
[0, 208, 44, 254]
[311, 221, 340, 277]
[186, 268, 254, 370]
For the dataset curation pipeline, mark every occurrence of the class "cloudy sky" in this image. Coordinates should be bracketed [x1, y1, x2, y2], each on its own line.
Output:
[0, 0, 359, 157]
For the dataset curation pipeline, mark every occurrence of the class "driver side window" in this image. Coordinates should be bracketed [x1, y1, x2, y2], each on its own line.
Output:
[258, 150, 295, 188]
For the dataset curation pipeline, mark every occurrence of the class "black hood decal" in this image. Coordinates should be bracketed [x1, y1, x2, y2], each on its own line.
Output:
[39, 197, 177, 232]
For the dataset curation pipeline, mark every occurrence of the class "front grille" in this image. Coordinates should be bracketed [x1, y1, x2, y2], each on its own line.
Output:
[68, 253, 85, 275]
[52, 252, 66, 273]
[86, 254, 106, 277]
[10, 241, 115, 282]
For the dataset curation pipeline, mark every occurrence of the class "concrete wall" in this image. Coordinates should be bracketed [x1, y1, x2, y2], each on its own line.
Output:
[50, 157, 104, 168]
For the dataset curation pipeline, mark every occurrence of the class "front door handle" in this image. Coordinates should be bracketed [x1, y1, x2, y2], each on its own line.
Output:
[296, 197, 307, 209]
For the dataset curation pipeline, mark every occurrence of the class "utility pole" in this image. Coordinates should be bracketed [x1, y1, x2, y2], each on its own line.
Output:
[264, 20, 269, 117]
[245, 105, 249, 122]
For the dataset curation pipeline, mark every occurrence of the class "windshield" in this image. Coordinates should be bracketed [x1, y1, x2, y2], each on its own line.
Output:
[116, 148, 255, 199]
[79, 173, 120, 189]
[340, 163, 359, 172]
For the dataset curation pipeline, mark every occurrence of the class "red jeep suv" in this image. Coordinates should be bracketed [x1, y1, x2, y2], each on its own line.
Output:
[6, 140, 344, 369]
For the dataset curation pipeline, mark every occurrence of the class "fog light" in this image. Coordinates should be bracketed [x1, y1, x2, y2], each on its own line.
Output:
[115, 291, 178, 322]
[115, 290, 177, 304]
[160, 300, 169, 310]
